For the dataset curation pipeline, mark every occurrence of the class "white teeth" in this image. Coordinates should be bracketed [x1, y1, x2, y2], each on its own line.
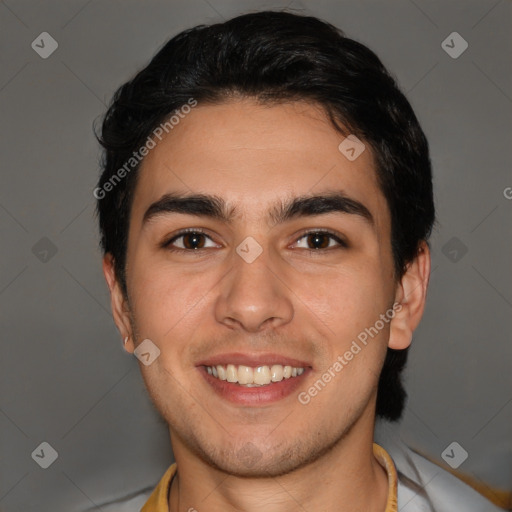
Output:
[238, 365, 253, 384]
[271, 364, 283, 382]
[226, 364, 237, 383]
[205, 363, 305, 386]
[216, 365, 226, 380]
[254, 365, 271, 385]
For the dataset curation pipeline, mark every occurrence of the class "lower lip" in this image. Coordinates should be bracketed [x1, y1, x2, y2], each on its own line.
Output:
[199, 366, 310, 405]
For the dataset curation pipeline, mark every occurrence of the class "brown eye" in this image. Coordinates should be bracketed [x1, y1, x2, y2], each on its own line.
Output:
[163, 230, 218, 251]
[181, 232, 206, 249]
[306, 233, 330, 249]
[294, 231, 347, 251]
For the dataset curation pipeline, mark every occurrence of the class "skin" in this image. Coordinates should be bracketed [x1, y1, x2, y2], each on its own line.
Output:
[103, 98, 431, 511]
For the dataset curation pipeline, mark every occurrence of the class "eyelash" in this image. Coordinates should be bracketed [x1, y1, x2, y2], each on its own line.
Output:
[161, 228, 348, 253]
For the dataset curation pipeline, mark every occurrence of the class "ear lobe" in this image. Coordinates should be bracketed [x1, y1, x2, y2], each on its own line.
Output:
[388, 241, 431, 350]
[102, 253, 135, 353]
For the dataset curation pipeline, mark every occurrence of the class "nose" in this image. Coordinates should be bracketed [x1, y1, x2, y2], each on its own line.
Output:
[214, 246, 294, 333]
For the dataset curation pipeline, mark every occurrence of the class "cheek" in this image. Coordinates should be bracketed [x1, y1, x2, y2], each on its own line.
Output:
[299, 263, 392, 396]
[128, 254, 214, 346]
[299, 262, 389, 333]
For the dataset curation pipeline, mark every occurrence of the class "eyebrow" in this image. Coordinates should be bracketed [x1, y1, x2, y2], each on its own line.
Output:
[142, 191, 374, 229]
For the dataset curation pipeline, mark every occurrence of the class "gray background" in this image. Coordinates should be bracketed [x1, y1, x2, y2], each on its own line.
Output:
[1, 0, 511, 510]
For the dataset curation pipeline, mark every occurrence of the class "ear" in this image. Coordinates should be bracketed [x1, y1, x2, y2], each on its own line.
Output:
[102, 253, 135, 353]
[388, 241, 431, 350]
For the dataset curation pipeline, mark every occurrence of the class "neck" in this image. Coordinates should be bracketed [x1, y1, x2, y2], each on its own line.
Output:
[168, 411, 389, 512]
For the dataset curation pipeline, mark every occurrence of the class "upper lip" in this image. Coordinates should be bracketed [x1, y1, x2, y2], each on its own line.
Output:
[197, 352, 311, 368]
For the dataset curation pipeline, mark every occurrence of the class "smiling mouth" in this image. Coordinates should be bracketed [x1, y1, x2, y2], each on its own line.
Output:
[204, 364, 305, 386]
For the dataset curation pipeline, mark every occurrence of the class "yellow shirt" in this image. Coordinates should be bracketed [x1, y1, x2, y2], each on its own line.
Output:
[141, 442, 398, 512]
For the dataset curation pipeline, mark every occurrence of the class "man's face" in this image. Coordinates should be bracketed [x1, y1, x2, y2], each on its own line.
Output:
[117, 99, 399, 476]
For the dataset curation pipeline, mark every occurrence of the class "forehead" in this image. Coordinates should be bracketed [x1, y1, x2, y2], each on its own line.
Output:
[129, 99, 389, 231]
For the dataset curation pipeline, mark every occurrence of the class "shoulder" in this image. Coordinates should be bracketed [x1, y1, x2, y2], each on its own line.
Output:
[82, 464, 176, 512]
[82, 488, 154, 512]
[377, 425, 505, 512]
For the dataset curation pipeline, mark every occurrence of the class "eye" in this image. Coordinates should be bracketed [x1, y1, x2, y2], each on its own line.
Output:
[161, 229, 347, 253]
[293, 230, 347, 251]
[162, 229, 219, 251]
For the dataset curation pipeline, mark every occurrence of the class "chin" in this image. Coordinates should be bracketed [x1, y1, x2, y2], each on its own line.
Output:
[197, 436, 338, 479]
[212, 455, 303, 479]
